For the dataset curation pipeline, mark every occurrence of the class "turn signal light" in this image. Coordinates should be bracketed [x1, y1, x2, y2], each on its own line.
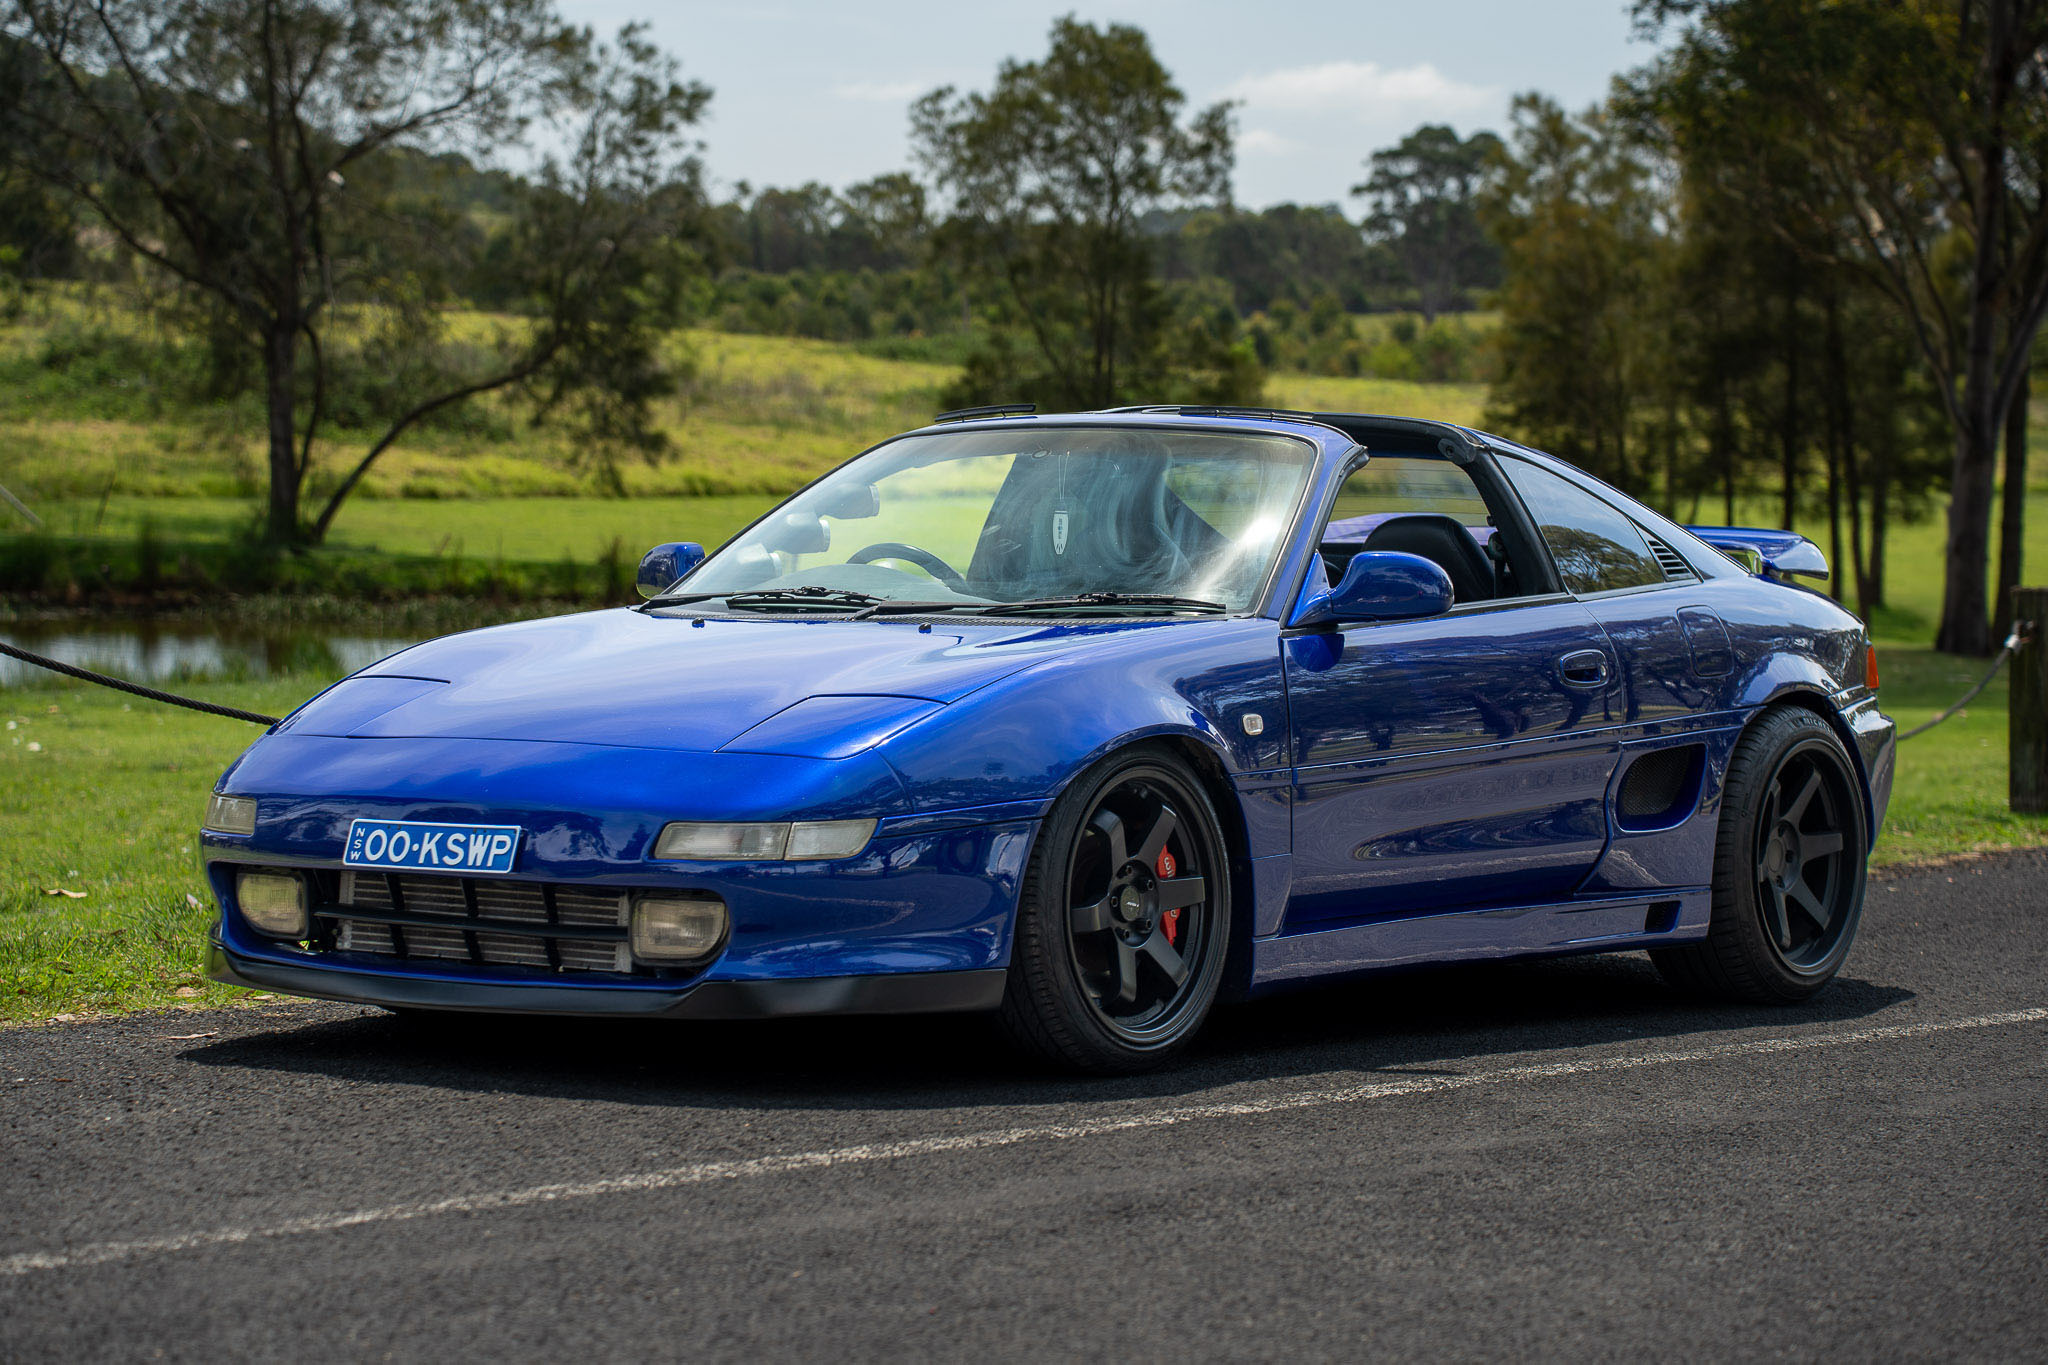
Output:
[651, 819, 877, 861]
[1866, 644, 1881, 691]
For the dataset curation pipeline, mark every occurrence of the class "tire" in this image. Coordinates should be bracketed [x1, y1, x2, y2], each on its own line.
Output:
[997, 745, 1233, 1074]
[1652, 706, 1869, 1003]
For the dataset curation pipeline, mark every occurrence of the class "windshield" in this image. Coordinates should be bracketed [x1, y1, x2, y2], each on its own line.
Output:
[669, 425, 1313, 614]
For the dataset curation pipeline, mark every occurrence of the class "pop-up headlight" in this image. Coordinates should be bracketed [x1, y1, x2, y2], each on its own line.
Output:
[650, 819, 876, 862]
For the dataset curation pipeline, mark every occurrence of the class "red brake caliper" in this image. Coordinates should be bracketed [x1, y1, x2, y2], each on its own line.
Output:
[1157, 847, 1180, 945]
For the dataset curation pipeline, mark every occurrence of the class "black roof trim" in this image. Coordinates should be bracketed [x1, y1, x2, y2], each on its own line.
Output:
[1304, 413, 1490, 466]
[1097, 405, 1486, 464]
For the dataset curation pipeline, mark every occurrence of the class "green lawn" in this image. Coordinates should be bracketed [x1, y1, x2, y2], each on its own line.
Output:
[1, 674, 322, 1023]
[4, 643, 2038, 1024]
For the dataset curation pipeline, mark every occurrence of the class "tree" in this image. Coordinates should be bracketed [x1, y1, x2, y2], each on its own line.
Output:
[1623, 26, 1954, 622]
[1354, 124, 1504, 323]
[1639, 0, 2048, 655]
[1480, 96, 1667, 488]
[0, 0, 710, 544]
[911, 16, 1256, 409]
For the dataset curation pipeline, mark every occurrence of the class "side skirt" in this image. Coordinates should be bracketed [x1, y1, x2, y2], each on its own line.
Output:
[1247, 888, 1711, 993]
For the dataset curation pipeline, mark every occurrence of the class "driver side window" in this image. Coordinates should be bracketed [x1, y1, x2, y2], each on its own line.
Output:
[1322, 457, 1537, 605]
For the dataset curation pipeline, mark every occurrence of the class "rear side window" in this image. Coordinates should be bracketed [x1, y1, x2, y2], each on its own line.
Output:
[1500, 460, 1664, 595]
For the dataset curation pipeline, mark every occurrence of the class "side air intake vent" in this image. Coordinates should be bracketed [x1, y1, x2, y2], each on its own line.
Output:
[1616, 744, 1704, 830]
[1645, 535, 1695, 583]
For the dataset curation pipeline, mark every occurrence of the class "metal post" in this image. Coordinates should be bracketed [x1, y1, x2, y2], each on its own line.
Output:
[2011, 587, 2047, 814]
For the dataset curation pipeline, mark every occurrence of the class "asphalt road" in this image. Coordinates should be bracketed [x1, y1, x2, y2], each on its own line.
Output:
[5, 852, 2046, 1361]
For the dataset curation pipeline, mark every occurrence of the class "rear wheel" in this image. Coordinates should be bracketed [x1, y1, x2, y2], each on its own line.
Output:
[998, 747, 1231, 1073]
[1653, 706, 1868, 1002]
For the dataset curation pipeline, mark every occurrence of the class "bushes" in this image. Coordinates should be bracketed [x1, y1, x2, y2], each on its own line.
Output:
[1246, 305, 1496, 385]
[0, 525, 634, 606]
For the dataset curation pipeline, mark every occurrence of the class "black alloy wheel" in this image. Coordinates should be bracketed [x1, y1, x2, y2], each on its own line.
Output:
[1752, 744, 1857, 969]
[1653, 706, 1868, 1003]
[999, 747, 1232, 1072]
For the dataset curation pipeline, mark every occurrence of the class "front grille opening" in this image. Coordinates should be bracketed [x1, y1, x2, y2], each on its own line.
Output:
[317, 870, 645, 977]
[1615, 744, 1705, 831]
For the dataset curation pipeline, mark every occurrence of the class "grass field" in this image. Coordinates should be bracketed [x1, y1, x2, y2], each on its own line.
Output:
[2, 644, 2038, 1024]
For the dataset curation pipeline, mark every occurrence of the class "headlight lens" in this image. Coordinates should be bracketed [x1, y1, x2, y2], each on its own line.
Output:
[236, 870, 307, 939]
[631, 894, 728, 962]
[206, 794, 257, 836]
[651, 819, 876, 861]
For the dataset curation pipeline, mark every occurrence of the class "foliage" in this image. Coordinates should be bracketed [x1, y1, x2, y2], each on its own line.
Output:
[1636, 0, 2048, 655]
[1159, 204, 1390, 315]
[1353, 124, 1504, 323]
[1249, 304, 1495, 384]
[1480, 96, 1667, 487]
[912, 17, 1260, 409]
[0, 0, 713, 545]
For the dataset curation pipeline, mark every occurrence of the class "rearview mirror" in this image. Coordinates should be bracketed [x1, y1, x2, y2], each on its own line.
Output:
[818, 483, 881, 520]
[1290, 550, 1454, 627]
[636, 542, 706, 599]
[760, 511, 831, 555]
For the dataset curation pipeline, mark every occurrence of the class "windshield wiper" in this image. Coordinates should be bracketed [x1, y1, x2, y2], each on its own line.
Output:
[643, 586, 883, 612]
[851, 592, 1227, 619]
[991, 592, 1228, 616]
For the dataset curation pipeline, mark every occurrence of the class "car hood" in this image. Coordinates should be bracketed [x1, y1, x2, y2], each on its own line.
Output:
[277, 607, 1142, 754]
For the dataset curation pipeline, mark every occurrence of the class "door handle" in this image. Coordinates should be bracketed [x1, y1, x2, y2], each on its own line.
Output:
[1558, 649, 1610, 688]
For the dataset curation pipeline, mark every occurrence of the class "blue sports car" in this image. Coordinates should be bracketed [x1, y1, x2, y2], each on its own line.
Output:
[204, 407, 1894, 1072]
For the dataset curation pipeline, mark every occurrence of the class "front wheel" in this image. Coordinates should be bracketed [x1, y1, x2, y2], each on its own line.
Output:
[998, 747, 1232, 1073]
[1652, 706, 1869, 1003]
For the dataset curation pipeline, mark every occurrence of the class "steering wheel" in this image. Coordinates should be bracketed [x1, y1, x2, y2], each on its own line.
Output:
[847, 542, 968, 589]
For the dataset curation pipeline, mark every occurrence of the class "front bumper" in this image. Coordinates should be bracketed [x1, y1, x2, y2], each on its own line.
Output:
[205, 930, 1007, 1019]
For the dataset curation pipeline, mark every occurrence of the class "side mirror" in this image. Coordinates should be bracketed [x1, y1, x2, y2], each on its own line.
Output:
[636, 542, 706, 599]
[1290, 550, 1454, 627]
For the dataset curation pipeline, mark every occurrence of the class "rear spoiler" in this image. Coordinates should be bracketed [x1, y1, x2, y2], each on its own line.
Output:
[1684, 526, 1829, 581]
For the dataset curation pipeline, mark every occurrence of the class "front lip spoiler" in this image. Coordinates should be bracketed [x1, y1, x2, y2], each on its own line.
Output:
[205, 932, 1007, 1019]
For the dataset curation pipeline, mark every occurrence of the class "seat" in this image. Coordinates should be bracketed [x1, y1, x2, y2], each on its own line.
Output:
[1360, 513, 1495, 603]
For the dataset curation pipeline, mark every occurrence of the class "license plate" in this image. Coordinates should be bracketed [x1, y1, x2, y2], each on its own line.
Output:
[343, 819, 521, 874]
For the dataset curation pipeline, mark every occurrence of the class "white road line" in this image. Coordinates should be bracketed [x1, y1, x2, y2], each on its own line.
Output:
[5, 1006, 2043, 1278]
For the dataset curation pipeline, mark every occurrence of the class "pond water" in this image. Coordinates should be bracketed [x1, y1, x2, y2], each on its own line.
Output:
[0, 617, 418, 687]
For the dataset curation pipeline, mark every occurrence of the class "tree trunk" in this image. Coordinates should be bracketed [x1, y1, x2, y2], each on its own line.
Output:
[1823, 288, 1845, 603]
[1869, 434, 1889, 612]
[1937, 414, 1999, 655]
[1995, 365, 2030, 640]
[1779, 276, 1801, 532]
[1716, 382, 1736, 525]
[1936, 5, 2014, 658]
[262, 320, 300, 543]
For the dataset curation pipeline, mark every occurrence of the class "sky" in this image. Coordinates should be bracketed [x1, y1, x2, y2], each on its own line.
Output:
[558, 1, 1661, 210]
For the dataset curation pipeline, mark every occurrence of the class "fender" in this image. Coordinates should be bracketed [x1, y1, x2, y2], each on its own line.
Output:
[877, 617, 1287, 836]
